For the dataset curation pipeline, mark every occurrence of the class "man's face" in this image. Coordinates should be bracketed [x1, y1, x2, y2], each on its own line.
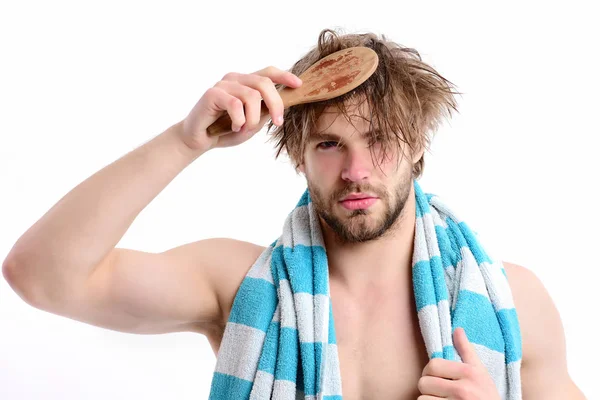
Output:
[299, 101, 419, 243]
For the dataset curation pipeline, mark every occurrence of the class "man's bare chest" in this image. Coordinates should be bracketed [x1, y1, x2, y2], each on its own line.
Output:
[331, 289, 430, 400]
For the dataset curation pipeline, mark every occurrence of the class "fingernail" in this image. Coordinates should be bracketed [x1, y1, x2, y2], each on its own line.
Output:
[276, 115, 284, 125]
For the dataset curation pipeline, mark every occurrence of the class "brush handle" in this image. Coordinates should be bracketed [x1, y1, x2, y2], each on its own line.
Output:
[206, 101, 271, 137]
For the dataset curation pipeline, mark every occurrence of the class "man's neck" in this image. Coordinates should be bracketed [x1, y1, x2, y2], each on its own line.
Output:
[323, 186, 416, 293]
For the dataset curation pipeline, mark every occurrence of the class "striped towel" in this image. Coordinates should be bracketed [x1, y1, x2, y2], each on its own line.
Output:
[208, 180, 523, 399]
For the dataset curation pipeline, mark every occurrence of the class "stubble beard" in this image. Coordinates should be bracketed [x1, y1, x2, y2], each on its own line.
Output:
[308, 177, 412, 244]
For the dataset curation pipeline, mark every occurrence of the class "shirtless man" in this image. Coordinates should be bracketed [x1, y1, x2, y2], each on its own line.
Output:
[2, 30, 587, 399]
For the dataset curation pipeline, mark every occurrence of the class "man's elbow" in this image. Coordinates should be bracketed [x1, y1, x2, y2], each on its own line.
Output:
[2, 250, 60, 310]
[3, 253, 33, 303]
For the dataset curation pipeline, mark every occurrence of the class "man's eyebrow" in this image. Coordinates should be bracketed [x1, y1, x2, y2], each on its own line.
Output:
[308, 129, 381, 142]
[308, 132, 343, 142]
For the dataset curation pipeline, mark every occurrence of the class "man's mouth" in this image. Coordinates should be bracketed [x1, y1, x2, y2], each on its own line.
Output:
[339, 193, 378, 210]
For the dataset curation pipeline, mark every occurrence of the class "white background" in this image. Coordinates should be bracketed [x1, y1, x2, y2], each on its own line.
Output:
[1, 0, 598, 399]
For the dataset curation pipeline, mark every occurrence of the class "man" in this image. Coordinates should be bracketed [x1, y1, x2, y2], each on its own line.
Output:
[2, 29, 586, 399]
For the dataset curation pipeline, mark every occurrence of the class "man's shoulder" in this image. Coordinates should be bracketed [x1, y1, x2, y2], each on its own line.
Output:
[501, 260, 548, 314]
[500, 266, 585, 396]
[502, 261, 535, 287]
[501, 261, 564, 369]
[501, 260, 546, 333]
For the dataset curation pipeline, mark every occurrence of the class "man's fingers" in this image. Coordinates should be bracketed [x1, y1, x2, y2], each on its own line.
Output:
[226, 73, 284, 126]
[252, 66, 303, 125]
[253, 66, 303, 88]
[219, 66, 302, 127]
[214, 80, 262, 132]
[422, 357, 468, 380]
[204, 87, 245, 132]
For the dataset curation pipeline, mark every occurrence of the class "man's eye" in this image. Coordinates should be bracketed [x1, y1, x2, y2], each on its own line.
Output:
[317, 141, 339, 149]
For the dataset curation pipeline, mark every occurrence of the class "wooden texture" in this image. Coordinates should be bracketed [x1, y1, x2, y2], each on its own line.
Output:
[207, 47, 379, 137]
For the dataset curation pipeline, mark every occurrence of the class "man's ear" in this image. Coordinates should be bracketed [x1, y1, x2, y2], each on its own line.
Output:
[411, 144, 426, 164]
[297, 162, 306, 175]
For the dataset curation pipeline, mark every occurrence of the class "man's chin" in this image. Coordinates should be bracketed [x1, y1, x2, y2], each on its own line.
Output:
[336, 227, 385, 243]
[330, 217, 385, 240]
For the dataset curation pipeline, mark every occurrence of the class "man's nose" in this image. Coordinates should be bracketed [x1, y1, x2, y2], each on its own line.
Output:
[340, 148, 372, 182]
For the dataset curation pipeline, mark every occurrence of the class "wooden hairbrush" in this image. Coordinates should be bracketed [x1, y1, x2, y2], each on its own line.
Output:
[206, 47, 379, 137]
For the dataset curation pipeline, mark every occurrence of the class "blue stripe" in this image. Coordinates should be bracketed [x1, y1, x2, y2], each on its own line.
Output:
[444, 219, 463, 265]
[452, 290, 505, 353]
[272, 245, 328, 295]
[430, 254, 450, 307]
[296, 189, 312, 207]
[445, 218, 493, 266]
[257, 321, 280, 375]
[435, 224, 456, 269]
[271, 245, 289, 286]
[208, 372, 252, 399]
[299, 341, 323, 395]
[228, 277, 277, 332]
[458, 221, 492, 265]
[431, 350, 443, 358]
[443, 344, 459, 361]
[274, 327, 299, 382]
[413, 257, 449, 311]
[328, 302, 337, 344]
[497, 308, 523, 363]
[414, 182, 429, 218]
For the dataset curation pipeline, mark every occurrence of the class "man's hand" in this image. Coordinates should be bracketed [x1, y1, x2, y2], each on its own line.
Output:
[417, 328, 501, 400]
[180, 66, 302, 152]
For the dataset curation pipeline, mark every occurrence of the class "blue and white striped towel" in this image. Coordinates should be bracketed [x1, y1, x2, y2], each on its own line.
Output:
[208, 180, 522, 399]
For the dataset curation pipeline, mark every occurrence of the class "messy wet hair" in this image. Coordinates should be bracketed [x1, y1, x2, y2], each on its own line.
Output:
[266, 28, 461, 178]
